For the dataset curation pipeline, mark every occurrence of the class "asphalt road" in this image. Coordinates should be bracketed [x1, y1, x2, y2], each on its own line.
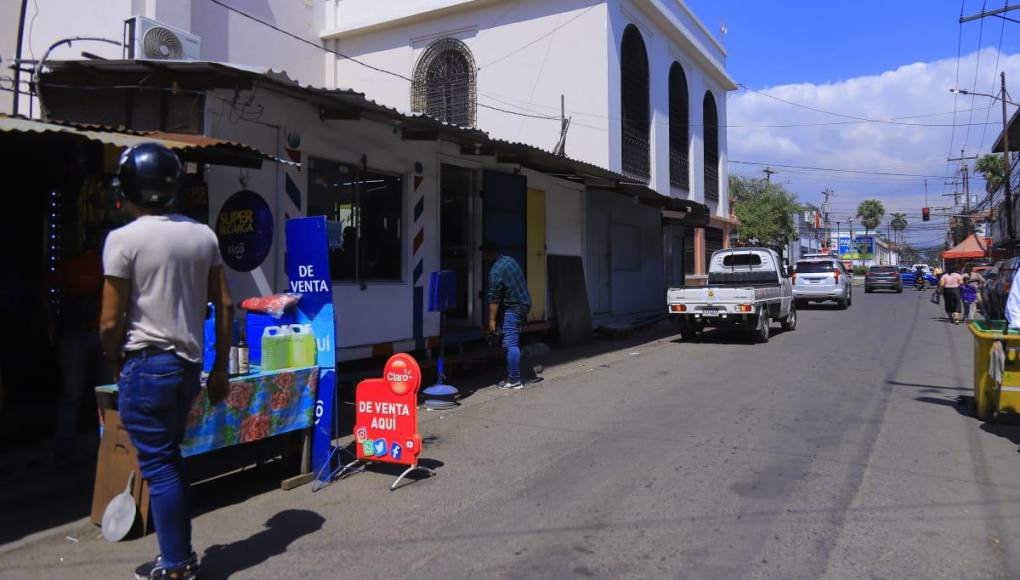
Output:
[4, 290, 1020, 579]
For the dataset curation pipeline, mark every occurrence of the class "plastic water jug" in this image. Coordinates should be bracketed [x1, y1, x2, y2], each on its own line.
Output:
[261, 326, 292, 371]
[288, 324, 317, 368]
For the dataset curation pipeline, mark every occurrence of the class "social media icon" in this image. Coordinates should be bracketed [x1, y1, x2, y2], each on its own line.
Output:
[361, 439, 375, 457]
[373, 438, 387, 457]
[406, 439, 414, 449]
[390, 443, 403, 460]
[355, 427, 368, 442]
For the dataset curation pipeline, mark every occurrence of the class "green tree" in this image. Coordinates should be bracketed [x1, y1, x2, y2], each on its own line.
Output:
[856, 199, 885, 236]
[730, 175, 801, 248]
[975, 154, 1007, 194]
[889, 212, 908, 246]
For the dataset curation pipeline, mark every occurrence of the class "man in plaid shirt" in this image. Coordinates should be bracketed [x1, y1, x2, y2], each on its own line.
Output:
[484, 245, 532, 389]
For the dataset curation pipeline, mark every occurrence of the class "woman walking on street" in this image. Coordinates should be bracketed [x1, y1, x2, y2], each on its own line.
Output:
[940, 269, 965, 324]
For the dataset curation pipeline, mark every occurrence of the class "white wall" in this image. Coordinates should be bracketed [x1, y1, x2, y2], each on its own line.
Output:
[7, 0, 329, 116]
[329, 0, 611, 168]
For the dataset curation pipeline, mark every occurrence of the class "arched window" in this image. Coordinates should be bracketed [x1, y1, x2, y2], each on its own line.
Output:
[620, 25, 650, 182]
[412, 38, 476, 127]
[668, 62, 689, 190]
[703, 91, 719, 202]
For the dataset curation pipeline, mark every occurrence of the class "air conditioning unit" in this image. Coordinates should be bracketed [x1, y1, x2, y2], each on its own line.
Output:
[125, 16, 201, 61]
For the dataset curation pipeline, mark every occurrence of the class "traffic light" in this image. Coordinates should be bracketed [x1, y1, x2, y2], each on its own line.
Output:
[922, 207, 930, 222]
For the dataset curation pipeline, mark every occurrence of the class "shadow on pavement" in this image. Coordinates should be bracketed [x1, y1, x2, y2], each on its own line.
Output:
[888, 380, 971, 393]
[980, 421, 1020, 447]
[914, 396, 972, 417]
[200, 509, 325, 579]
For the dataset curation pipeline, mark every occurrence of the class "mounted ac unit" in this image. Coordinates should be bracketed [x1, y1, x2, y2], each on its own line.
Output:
[125, 16, 201, 61]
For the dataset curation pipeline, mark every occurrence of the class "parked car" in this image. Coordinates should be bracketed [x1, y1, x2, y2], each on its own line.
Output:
[865, 265, 902, 293]
[667, 248, 795, 343]
[791, 258, 852, 308]
[982, 258, 1018, 321]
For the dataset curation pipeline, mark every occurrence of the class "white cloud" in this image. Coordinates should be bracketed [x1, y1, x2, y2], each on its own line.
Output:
[727, 48, 1020, 247]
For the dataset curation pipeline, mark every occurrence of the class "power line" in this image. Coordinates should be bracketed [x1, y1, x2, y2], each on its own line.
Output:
[736, 83, 999, 127]
[730, 160, 953, 179]
[479, 5, 597, 69]
[961, 0, 988, 153]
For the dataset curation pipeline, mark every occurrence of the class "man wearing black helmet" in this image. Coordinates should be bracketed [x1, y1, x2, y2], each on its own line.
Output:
[99, 143, 233, 580]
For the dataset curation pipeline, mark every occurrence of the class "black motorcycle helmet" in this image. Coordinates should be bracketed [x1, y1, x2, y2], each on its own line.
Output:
[117, 142, 183, 210]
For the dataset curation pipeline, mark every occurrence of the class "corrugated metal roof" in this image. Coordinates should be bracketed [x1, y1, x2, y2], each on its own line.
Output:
[39, 60, 707, 214]
[0, 113, 297, 167]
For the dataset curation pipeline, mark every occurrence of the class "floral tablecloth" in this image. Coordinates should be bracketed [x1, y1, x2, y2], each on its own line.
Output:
[96, 366, 319, 457]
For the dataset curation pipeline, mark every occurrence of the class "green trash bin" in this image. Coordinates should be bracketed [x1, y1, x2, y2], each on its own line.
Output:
[968, 320, 1020, 420]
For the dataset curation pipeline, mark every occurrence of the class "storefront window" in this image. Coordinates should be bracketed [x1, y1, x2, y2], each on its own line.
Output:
[308, 158, 403, 282]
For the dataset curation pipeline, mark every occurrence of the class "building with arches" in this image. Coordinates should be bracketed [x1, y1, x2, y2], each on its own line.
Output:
[321, 0, 737, 315]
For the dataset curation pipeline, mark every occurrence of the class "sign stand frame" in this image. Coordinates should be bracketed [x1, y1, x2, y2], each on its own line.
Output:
[390, 463, 437, 491]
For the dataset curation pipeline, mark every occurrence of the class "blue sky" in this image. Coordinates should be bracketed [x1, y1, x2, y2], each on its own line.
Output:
[688, 0, 1020, 89]
[686, 1, 1020, 251]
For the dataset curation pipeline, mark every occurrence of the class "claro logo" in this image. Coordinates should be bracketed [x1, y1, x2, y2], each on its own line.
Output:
[384, 355, 420, 396]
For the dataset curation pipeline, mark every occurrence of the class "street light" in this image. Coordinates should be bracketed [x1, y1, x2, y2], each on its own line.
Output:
[949, 74, 1016, 256]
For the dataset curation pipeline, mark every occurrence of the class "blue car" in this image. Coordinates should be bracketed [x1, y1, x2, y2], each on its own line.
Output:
[898, 268, 937, 286]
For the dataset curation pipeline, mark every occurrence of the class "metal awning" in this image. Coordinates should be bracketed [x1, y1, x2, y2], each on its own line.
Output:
[0, 114, 296, 168]
[662, 199, 711, 227]
[38, 60, 706, 213]
[992, 107, 1020, 152]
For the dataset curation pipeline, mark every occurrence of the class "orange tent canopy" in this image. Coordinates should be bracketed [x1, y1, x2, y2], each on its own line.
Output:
[942, 234, 993, 259]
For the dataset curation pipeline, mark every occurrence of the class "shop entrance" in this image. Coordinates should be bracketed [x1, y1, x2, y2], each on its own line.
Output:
[526, 188, 546, 322]
[439, 164, 476, 324]
[481, 170, 527, 318]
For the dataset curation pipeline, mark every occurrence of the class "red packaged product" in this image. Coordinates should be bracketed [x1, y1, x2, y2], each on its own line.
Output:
[240, 293, 301, 318]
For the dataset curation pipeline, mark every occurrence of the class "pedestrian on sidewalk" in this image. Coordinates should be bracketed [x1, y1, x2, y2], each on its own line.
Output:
[99, 143, 234, 580]
[483, 244, 532, 390]
[939, 269, 964, 324]
[961, 274, 978, 322]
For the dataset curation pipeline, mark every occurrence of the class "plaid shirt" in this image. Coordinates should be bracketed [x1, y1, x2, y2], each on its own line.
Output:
[487, 255, 531, 315]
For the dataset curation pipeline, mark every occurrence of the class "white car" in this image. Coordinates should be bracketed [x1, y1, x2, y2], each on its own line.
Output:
[911, 263, 932, 275]
[792, 258, 852, 309]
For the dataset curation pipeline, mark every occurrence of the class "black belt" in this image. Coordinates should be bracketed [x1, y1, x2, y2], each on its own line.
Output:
[123, 347, 172, 360]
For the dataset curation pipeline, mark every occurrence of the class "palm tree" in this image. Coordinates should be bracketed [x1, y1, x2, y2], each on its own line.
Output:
[857, 199, 885, 236]
[890, 212, 908, 247]
[975, 154, 1007, 194]
[856, 199, 885, 262]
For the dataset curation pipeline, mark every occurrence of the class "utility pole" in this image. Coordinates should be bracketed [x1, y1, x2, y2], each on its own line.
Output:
[1002, 72, 1015, 255]
[821, 189, 834, 251]
[848, 217, 855, 272]
[553, 94, 571, 157]
[948, 150, 978, 212]
[762, 167, 776, 184]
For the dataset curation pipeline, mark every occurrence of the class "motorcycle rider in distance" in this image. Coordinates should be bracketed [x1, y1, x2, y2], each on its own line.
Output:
[914, 266, 927, 291]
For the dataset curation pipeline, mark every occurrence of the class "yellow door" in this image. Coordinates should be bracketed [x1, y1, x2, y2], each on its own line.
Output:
[526, 188, 546, 322]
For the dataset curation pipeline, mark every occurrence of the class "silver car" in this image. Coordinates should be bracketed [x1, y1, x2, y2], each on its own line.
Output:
[792, 259, 852, 309]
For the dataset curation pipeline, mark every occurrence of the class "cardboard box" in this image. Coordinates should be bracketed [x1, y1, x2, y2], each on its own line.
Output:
[90, 409, 151, 535]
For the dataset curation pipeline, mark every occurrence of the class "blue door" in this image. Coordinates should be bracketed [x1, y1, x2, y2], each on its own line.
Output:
[482, 170, 527, 310]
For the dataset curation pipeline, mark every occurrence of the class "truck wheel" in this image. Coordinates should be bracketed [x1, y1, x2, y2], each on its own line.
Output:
[756, 310, 770, 343]
[781, 305, 797, 331]
[678, 319, 700, 341]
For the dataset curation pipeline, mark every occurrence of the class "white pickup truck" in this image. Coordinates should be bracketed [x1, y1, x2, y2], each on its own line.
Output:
[666, 247, 795, 343]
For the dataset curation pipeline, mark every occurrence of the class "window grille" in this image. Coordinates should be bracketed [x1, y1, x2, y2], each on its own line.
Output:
[703, 92, 719, 201]
[669, 63, 689, 190]
[412, 38, 476, 127]
[620, 25, 650, 182]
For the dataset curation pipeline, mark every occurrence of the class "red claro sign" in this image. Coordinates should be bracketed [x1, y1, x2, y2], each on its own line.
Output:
[354, 353, 422, 465]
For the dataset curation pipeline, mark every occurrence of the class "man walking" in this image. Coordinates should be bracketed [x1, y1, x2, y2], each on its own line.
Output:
[484, 245, 532, 389]
[99, 143, 233, 579]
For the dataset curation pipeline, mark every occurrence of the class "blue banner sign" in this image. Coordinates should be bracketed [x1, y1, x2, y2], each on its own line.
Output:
[838, 235, 874, 259]
[285, 216, 338, 479]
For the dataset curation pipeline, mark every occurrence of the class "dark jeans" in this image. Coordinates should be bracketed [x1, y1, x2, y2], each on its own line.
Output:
[503, 310, 522, 382]
[118, 350, 201, 569]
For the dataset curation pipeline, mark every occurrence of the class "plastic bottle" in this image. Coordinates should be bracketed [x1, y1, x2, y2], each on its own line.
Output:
[237, 334, 250, 375]
[289, 324, 317, 368]
[228, 345, 239, 375]
[261, 326, 292, 371]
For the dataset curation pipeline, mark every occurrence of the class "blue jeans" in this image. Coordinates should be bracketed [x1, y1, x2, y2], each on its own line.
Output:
[118, 350, 201, 569]
[502, 310, 522, 382]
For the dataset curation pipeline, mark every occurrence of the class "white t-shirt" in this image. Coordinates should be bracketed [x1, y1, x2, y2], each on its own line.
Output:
[1007, 266, 1020, 329]
[103, 214, 222, 363]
